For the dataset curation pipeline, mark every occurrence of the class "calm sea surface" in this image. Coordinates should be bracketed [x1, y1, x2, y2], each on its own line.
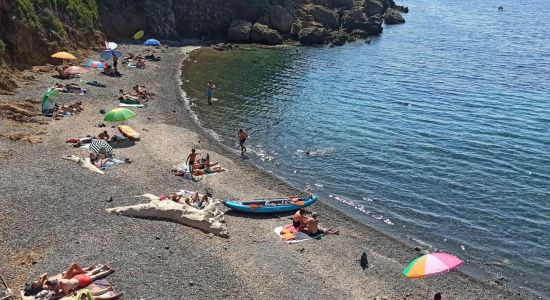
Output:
[183, 0, 550, 296]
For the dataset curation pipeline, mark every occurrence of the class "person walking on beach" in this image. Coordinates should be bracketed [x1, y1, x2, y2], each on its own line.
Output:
[186, 148, 199, 179]
[113, 55, 118, 74]
[206, 80, 217, 105]
[238, 129, 248, 155]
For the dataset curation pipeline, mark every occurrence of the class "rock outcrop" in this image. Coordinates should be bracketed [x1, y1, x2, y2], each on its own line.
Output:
[364, 0, 384, 16]
[306, 5, 340, 30]
[384, 8, 405, 24]
[227, 20, 253, 42]
[341, 9, 383, 36]
[329, 31, 350, 46]
[0, 0, 409, 68]
[298, 27, 330, 45]
[250, 23, 283, 45]
[269, 5, 294, 33]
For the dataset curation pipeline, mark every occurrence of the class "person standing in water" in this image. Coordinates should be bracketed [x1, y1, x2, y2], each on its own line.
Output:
[238, 129, 248, 155]
[206, 80, 217, 105]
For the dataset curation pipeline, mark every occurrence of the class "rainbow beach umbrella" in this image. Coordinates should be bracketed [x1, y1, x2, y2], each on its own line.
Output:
[84, 60, 105, 69]
[403, 252, 463, 279]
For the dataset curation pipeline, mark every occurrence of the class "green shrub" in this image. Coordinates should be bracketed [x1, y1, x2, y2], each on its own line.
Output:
[39, 10, 66, 35]
[15, 0, 98, 31]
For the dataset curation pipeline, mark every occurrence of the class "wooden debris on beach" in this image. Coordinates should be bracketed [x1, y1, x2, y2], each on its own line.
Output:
[106, 194, 228, 237]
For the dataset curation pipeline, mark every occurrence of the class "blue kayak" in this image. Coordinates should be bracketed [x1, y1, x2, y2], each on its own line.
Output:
[223, 195, 318, 214]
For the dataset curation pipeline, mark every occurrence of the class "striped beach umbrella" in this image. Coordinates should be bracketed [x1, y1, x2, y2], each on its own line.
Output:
[403, 252, 463, 279]
[88, 139, 113, 156]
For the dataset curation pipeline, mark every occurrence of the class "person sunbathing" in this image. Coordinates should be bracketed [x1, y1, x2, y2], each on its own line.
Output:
[56, 67, 71, 79]
[184, 192, 209, 208]
[168, 193, 183, 203]
[98, 131, 110, 141]
[203, 154, 223, 173]
[300, 212, 339, 235]
[135, 58, 146, 69]
[24, 263, 114, 297]
[92, 153, 110, 168]
[118, 89, 140, 102]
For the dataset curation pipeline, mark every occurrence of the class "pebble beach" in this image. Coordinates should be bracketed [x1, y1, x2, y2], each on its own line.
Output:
[0, 43, 531, 299]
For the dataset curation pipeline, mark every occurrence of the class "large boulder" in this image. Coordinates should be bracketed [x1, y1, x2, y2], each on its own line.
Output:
[269, 5, 294, 33]
[290, 22, 303, 37]
[341, 10, 383, 36]
[306, 5, 340, 30]
[395, 5, 409, 13]
[256, 15, 271, 26]
[313, 0, 354, 9]
[329, 31, 350, 46]
[227, 20, 252, 42]
[364, 0, 385, 16]
[298, 27, 330, 45]
[250, 23, 284, 45]
[384, 8, 405, 24]
[363, 15, 384, 36]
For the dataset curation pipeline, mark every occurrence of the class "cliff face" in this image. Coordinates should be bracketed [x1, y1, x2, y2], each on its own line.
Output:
[0, 0, 104, 66]
[97, 0, 296, 40]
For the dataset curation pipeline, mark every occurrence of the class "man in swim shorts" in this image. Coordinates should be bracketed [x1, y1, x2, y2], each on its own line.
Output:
[186, 148, 199, 179]
[238, 129, 248, 155]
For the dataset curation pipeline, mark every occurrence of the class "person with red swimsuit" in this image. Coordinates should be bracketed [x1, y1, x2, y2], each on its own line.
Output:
[24, 263, 114, 297]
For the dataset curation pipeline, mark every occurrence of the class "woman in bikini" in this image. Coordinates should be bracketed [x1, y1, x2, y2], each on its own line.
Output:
[24, 263, 114, 297]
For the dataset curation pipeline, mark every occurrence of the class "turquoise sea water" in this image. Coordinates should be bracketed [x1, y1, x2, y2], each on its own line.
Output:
[183, 0, 549, 297]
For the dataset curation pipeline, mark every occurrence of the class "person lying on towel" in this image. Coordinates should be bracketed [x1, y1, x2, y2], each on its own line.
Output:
[294, 210, 339, 236]
[24, 263, 114, 297]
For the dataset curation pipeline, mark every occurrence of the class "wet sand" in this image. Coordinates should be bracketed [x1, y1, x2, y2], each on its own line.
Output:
[0, 43, 529, 299]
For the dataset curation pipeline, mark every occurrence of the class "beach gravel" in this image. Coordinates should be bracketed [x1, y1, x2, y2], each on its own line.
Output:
[0, 43, 529, 299]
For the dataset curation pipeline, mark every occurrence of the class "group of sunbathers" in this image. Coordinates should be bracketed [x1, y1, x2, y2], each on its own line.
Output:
[182, 149, 224, 178]
[164, 191, 210, 209]
[118, 86, 153, 104]
[24, 263, 121, 299]
[292, 208, 339, 236]
[122, 53, 147, 69]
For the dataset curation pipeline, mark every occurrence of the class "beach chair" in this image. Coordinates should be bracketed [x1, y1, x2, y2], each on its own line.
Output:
[0, 274, 15, 300]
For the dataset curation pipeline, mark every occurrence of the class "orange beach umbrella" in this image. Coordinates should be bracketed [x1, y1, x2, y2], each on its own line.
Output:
[51, 52, 76, 60]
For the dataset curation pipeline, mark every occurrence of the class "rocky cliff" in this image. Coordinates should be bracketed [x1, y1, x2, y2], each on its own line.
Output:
[0, 0, 407, 77]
